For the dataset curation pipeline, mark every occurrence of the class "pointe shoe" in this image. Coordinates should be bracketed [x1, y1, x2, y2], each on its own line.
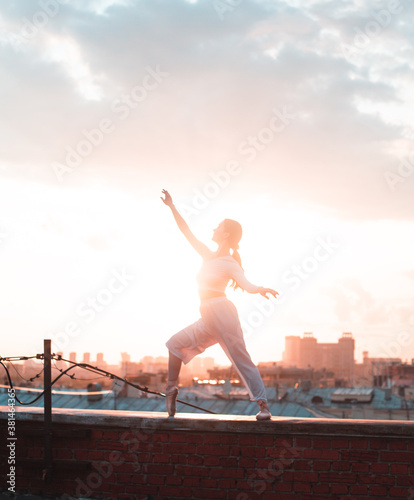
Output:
[166, 386, 178, 417]
[256, 399, 271, 421]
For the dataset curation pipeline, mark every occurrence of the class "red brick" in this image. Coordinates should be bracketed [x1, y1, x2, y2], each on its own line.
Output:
[313, 483, 330, 494]
[264, 494, 300, 500]
[257, 435, 274, 446]
[293, 460, 312, 471]
[369, 438, 389, 450]
[239, 457, 256, 468]
[294, 437, 312, 448]
[274, 481, 293, 492]
[217, 468, 245, 479]
[171, 453, 187, 465]
[219, 478, 237, 489]
[157, 486, 192, 497]
[193, 488, 227, 499]
[221, 456, 238, 467]
[240, 434, 256, 446]
[116, 473, 133, 483]
[170, 433, 187, 443]
[283, 471, 318, 483]
[303, 449, 339, 460]
[357, 474, 376, 484]
[331, 483, 348, 494]
[114, 462, 138, 474]
[397, 476, 414, 486]
[88, 450, 105, 460]
[164, 443, 197, 454]
[294, 482, 312, 492]
[350, 484, 368, 495]
[332, 460, 351, 471]
[231, 446, 242, 456]
[125, 485, 157, 495]
[203, 433, 222, 444]
[269, 448, 302, 460]
[200, 478, 218, 488]
[319, 472, 357, 483]
[103, 431, 119, 440]
[389, 486, 410, 497]
[176, 465, 210, 476]
[167, 475, 183, 485]
[381, 451, 414, 463]
[147, 464, 174, 474]
[371, 462, 389, 474]
[153, 453, 171, 463]
[256, 458, 275, 469]
[186, 433, 204, 444]
[92, 430, 103, 439]
[350, 438, 369, 449]
[331, 438, 349, 449]
[374, 474, 395, 486]
[148, 474, 165, 485]
[369, 484, 388, 496]
[389, 440, 407, 450]
[96, 440, 127, 451]
[352, 462, 370, 473]
[341, 449, 378, 462]
[313, 461, 331, 471]
[391, 463, 409, 474]
[252, 447, 266, 458]
[204, 455, 221, 466]
[197, 444, 229, 455]
[275, 438, 293, 448]
[313, 438, 331, 449]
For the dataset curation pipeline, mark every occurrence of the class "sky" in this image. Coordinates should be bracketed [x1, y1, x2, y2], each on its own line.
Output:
[0, 0, 413, 368]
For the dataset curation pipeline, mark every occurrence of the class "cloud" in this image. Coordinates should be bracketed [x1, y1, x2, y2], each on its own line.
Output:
[0, 0, 413, 219]
[321, 278, 414, 327]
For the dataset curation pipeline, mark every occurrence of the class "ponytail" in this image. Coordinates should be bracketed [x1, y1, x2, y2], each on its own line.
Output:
[223, 218, 244, 290]
[230, 246, 243, 290]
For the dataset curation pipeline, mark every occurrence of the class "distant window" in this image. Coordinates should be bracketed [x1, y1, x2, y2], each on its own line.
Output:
[311, 396, 323, 404]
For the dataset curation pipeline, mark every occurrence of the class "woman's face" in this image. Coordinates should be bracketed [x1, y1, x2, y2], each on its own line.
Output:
[212, 221, 229, 243]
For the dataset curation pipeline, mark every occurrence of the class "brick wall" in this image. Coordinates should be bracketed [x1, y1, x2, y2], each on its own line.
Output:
[1, 406, 414, 499]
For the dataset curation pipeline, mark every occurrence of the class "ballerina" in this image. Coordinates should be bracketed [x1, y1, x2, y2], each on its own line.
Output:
[161, 189, 278, 420]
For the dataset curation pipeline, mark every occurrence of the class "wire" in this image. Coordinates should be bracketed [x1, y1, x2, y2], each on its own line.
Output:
[52, 360, 105, 382]
[7, 360, 44, 382]
[0, 361, 46, 405]
[1, 353, 217, 414]
[58, 356, 217, 414]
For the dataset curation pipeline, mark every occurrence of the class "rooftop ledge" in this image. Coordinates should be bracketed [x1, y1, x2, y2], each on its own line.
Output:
[2, 406, 414, 438]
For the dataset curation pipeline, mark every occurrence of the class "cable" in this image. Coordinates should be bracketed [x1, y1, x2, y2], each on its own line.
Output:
[7, 360, 44, 382]
[0, 361, 46, 405]
[58, 356, 217, 414]
[52, 360, 105, 382]
[1, 354, 217, 414]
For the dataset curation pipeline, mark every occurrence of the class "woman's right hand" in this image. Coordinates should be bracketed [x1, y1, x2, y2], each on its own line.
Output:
[161, 189, 174, 207]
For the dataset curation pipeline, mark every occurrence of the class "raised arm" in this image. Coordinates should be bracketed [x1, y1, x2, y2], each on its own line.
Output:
[161, 189, 213, 259]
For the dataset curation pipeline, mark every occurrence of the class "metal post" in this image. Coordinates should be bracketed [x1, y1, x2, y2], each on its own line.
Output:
[43, 339, 53, 483]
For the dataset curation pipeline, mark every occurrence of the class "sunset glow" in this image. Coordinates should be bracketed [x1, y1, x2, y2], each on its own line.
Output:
[0, 0, 413, 368]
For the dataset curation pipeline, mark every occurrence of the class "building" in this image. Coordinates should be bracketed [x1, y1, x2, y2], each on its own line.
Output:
[282, 332, 355, 383]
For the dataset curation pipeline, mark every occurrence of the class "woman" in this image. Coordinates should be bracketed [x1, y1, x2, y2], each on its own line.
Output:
[161, 189, 278, 420]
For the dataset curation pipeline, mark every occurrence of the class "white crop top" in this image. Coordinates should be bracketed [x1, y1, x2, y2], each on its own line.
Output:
[196, 256, 259, 294]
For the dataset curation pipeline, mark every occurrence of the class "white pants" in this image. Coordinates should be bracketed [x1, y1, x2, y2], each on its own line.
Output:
[166, 297, 267, 401]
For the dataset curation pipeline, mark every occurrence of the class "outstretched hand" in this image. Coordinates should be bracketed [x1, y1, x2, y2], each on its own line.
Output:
[258, 287, 279, 300]
[161, 189, 174, 207]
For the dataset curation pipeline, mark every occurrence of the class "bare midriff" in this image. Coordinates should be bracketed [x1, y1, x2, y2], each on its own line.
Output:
[199, 290, 226, 301]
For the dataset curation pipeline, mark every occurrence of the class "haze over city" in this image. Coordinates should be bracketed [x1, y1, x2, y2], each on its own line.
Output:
[0, 0, 413, 367]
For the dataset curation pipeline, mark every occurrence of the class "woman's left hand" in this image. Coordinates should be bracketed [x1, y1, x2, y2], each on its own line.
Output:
[258, 287, 279, 300]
